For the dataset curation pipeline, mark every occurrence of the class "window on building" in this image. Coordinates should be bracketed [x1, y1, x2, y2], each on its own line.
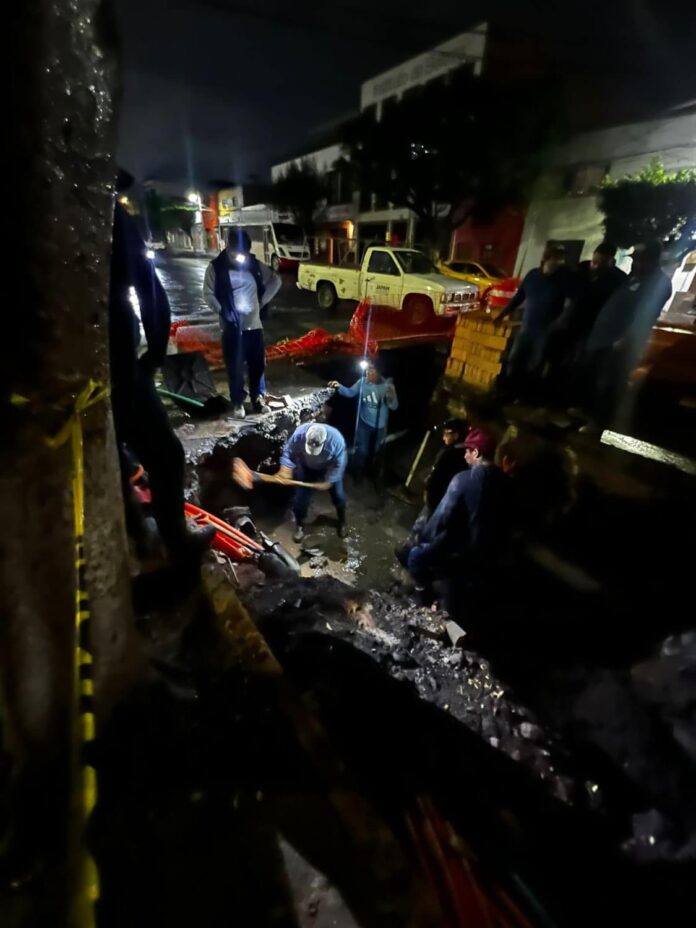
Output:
[327, 170, 342, 205]
[367, 250, 400, 275]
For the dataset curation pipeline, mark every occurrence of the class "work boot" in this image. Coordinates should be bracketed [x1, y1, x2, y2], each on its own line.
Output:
[252, 397, 270, 415]
[292, 522, 305, 543]
[231, 403, 246, 419]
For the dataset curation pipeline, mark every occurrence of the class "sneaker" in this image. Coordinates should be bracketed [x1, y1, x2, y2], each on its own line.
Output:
[231, 404, 246, 419]
[251, 397, 270, 415]
[292, 523, 305, 543]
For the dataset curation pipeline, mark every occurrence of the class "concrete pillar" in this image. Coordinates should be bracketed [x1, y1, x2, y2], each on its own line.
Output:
[2, 0, 144, 868]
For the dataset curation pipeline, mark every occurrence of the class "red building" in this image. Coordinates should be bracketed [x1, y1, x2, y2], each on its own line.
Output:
[450, 207, 526, 276]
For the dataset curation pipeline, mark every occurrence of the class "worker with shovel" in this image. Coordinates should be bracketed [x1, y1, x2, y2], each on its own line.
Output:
[233, 422, 348, 542]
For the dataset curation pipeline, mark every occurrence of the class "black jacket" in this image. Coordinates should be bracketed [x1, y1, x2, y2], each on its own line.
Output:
[109, 203, 171, 389]
[425, 444, 467, 512]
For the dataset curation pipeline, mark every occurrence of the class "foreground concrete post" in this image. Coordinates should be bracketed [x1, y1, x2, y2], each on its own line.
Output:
[2, 0, 144, 869]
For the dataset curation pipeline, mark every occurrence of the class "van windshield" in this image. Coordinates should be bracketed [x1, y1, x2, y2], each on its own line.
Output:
[274, 223, 305, 244]
[394, 250, 436, 274]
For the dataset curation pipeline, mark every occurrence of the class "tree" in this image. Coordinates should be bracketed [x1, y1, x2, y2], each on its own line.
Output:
[342, 69, 560, 254]
[270, 158, 327, 232]
[599, 160, 696, 259]
[142, 189, 197, 242]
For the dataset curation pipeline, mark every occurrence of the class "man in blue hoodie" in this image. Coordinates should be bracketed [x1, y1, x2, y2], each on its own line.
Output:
[329, 358, 398, 474]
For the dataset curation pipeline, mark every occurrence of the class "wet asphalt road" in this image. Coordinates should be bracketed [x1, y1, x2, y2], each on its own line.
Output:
[155, 253, 354, 345]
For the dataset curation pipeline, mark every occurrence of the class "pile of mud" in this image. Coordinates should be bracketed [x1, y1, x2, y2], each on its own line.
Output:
[181, 396, 696, 872]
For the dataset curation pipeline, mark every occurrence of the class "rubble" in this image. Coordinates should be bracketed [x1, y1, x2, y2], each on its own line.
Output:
[181, 393, 696, 868]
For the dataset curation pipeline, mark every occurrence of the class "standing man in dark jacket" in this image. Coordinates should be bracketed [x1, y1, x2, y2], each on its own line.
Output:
[580, 240, 672, 433]
[546, 242, 626, 399]
[499, 245, 574, 397]
[109, 193, 212, 559]
[203, 228, 281, 417]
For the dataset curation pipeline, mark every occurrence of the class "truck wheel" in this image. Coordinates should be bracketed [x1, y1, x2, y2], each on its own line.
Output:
[271, 253, 281, 272]
[317, 282, 337, 310]
[403, 294, 434, 326]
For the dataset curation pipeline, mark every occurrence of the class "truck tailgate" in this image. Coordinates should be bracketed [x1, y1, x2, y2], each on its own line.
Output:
[298, 262, 361, 299]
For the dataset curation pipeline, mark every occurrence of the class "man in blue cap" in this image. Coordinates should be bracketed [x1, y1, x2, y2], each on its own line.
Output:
[204, 228, 281, 417]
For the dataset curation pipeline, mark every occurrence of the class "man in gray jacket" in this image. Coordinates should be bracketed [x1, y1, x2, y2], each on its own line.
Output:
[203, 228, 281, 417]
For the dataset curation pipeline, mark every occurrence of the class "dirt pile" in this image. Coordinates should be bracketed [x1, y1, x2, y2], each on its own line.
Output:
[248, 575, 583, 808]
[181, 394, 696, 871]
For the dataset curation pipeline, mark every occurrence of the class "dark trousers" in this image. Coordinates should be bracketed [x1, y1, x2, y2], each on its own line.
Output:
[221, 321, 266, 405]
[352, 421, 386, 474]
[505, 328, 550, 398]
[582, 346, 634, 428]
[291, 465, 346, 524]
[112, 365, 186, 553]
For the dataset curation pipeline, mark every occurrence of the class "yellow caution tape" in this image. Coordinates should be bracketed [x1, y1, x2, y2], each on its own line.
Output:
[13, 381, 108, 928]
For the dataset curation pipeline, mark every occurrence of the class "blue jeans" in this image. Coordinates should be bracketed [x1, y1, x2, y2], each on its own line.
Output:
[221, 322, 267, 404]
[352, 421, 386, 473]
[292, 465, 346, 524]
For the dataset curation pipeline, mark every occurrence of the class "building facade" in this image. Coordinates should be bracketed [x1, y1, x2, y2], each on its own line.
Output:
[514, 111, 696, 277]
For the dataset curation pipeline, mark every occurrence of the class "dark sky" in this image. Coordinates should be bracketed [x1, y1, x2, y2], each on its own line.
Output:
[114, 0, 696, 187]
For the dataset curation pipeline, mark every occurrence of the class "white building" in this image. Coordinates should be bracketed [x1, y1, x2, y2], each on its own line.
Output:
[269, 26, 488, 249]
[515, 110, 696, 279]
[357, 25, 487, 245]
[360, 25, 487, 120]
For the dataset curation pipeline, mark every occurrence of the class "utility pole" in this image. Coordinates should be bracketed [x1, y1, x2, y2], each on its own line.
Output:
[3, 0, 144, 911]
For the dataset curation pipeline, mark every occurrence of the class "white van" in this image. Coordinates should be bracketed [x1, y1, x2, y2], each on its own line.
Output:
[221, 220, 310, 271]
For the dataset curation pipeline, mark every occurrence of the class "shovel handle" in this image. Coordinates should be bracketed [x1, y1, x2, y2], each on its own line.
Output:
[232, 457, 322, 490]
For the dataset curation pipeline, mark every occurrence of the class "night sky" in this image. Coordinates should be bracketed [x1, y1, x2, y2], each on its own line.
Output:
[114, 0, 696, 187]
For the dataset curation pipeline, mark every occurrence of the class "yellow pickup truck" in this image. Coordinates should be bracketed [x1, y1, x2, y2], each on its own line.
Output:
[297, 246, 479, 325]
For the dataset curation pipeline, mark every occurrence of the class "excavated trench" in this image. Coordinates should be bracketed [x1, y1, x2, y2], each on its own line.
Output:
[85, 393, 695, 927]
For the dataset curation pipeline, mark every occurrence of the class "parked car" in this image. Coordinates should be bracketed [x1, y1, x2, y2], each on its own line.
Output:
[298, 246, 478, 325]
[437, 259, 507, 293]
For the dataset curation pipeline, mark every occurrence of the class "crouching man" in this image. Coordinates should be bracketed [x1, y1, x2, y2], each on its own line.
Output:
[278, 422, 348, 542]
[396, 429, 507, 604]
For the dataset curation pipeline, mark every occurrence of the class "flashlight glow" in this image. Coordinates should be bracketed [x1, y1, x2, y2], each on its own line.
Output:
[235, 253, 247, 265]
[145, 248, 155, 260]
[359, 359, 369, 371]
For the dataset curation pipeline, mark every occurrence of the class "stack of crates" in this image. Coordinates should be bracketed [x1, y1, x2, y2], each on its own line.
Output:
[445, 312, 514, 389]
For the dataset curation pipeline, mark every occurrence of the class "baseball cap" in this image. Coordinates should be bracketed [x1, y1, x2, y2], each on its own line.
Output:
[463, 428, 497, 459]
[443, 418, 467, 433]
[305, 424, 327, 456]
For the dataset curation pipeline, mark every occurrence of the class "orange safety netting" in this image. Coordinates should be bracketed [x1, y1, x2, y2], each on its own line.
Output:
[172, 322, 224, 368]
[265, 328, 362, 362]
[171, 301, 461, 368]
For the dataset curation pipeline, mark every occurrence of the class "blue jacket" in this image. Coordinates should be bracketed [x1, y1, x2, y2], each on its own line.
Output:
[280, 423, 348, 483]
[587, 268, 672, 355]
[337, 378, 398, 430]
[504, 267, 574, 336]
[418, 463, 509, 558]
